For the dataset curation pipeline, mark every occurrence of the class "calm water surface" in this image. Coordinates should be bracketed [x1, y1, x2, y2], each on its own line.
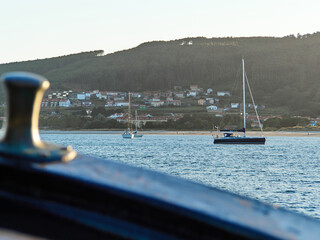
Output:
[42, 133, 320, 219]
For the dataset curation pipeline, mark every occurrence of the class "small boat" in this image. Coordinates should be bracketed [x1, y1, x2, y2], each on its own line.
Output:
[134, 110, 143, 138]
[133, 131, 143, 138]
[214, 129, 265, 144]
[122, 129, 134, 139]
[213, 58, 266, 145]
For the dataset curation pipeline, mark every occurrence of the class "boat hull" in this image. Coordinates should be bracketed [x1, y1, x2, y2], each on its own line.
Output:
[122, 133, 134, 139]
[214, 137, 266, 144]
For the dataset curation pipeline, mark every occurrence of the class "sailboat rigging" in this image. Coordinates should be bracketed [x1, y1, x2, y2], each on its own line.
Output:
[134, 110, 143, 137]
[213, 58, 266, 144]
[122, 92, 134, 139]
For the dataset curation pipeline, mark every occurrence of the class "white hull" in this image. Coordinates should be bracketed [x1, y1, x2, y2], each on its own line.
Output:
[122, 132, 134, 139]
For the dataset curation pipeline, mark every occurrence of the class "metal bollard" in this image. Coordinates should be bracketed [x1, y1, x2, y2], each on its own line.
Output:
[0, 72, 76, 163]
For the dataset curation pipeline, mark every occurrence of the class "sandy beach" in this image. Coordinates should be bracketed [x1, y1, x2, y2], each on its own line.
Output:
[40, 130, 320, 137]
[142, 131, 320, 137]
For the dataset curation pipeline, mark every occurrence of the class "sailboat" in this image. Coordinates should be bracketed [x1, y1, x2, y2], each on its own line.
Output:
[213, 58, 266, 144]
[122, 92, 134, 139]
[133, 110, 143, 138]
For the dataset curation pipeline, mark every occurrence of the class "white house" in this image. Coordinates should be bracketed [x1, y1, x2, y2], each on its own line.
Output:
[190, 85, 198, 91]
[187, 91, 197, 97]
[85, 93, 91, 100]
[217, 91, 231, 97]
[41, 99, 50, 108]
[231, 103, 239, 109]
[95, 92, 102, 99]
[248, 103, 261, 109]
[167, 100, 181, 106]
[175, 92, 185, 98]
[91, 90, 99, 94]
[206, 105, 218, 112]
[114, 101, 129, 107]
[131, 92, 142, 98]
[207, 88, 213, 94]
[82, 101, 93, 107]
[100, 91, 119, 99]
[114, 97, 125, 101]
[151, 100, 165, 107]
[206, 98, 214, 104]
[59, 99, 71, 107]
[50, 100, 58, 107]
[99, 92, 108, 99]
[77, 93, 86, 100]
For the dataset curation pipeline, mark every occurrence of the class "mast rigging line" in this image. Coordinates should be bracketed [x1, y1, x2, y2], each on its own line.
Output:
[244, 71, 264, 135]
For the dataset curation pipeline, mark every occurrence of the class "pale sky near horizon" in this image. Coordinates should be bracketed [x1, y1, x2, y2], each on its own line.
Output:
[0, 0, 319, 64]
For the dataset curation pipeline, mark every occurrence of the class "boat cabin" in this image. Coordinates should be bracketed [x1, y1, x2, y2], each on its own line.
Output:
[223, 132, 234, 137]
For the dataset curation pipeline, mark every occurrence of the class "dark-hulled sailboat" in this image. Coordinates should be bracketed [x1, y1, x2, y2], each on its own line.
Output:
[213, 59, 266, 144]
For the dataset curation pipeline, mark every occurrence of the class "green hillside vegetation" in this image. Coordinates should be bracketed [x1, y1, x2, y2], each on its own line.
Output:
[34, 105, 314, 131]
[1, 33, 320, 116]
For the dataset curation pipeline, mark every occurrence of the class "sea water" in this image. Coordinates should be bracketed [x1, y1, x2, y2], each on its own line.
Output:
[42, 133, 320, 219]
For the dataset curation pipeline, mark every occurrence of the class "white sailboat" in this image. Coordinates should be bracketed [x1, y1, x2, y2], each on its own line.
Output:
[213, 58, 266, 144]
[133, 110, 143, 138]
[122, 92, 134, 139]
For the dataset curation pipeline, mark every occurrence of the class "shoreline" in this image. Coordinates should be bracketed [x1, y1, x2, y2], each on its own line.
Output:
[39, 130, 320, 137]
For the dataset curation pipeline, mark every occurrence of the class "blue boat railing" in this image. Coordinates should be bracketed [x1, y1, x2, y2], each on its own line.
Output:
[0, 72, 320, 239]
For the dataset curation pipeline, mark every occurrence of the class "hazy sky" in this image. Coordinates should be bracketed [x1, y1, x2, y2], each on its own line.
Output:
[0, 0, 319, 64]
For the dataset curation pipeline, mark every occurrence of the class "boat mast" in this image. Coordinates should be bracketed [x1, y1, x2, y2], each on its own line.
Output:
[128, 92, 131, 130]
[242, 58, 246, 137]
[135, 110, 138, 132]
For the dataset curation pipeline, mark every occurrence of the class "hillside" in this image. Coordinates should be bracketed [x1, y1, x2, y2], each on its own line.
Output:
[1, 33, 320, 116]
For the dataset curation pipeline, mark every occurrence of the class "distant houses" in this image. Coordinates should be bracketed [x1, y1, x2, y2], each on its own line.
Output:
[39, 84, 265, 115]
[41, 99, 58, 108]
[198, 98, 214, 106]
[180, 40, 193, 46]
[166, 99, 181, 106]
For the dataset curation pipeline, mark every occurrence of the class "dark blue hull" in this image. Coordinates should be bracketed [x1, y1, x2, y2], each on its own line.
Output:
[214, 137, 266, 144]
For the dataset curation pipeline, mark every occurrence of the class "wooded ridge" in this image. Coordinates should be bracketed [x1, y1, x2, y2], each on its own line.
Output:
[1, 32, 320, 116]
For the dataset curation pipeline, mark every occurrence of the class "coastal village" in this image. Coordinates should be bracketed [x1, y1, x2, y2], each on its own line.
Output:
[37, 84, 318, 129]
[38, 84, 266, 127]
